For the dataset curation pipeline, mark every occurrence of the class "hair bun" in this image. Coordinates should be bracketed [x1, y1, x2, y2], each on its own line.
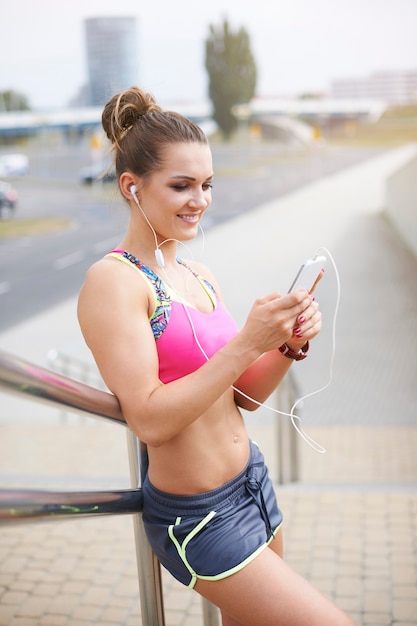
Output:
[102, 86, 162, 146]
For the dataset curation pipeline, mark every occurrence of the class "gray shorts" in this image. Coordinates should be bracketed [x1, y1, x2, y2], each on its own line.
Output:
[142, 440, 283, 588]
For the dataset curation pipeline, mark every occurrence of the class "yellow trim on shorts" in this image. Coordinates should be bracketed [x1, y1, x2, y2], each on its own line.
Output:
[168, 515, 283, 590]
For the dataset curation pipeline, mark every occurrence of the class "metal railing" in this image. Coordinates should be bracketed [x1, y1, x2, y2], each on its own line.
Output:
[275, 369, 300, 484]
[46, 348, 108, 390]
[0, 350, 220, 626]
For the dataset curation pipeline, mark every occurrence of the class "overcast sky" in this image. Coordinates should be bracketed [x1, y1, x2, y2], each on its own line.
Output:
[1, 0, 417, 110]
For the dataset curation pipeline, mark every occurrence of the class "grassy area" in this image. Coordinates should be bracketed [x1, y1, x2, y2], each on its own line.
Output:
[328, 105, 417, 146]
[0, 216, 73, 239]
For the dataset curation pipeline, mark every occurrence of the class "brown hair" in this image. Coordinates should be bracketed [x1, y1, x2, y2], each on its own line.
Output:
[101, 86, 208, 180]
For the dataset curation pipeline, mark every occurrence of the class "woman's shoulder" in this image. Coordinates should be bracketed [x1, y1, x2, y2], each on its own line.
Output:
[79, 255, 152, 310]
[85, 252, 149, 281]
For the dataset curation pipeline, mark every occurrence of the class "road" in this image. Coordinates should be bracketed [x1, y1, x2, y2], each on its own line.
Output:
[0, 140, 384, 331]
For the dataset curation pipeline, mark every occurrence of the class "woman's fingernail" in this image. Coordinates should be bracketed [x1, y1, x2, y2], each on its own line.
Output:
[293, 327, 303, 337]
[298, 316, 306, 325]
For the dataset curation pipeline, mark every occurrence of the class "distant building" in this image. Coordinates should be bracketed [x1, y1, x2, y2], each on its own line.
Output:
[331, 70, 417, 106]
[84, 16, 139, 107]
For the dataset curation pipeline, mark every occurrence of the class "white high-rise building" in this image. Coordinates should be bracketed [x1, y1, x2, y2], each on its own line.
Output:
[85, 17, 139, 106]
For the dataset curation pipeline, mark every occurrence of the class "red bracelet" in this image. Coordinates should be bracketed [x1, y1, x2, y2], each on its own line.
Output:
[278, 341, 309, 361]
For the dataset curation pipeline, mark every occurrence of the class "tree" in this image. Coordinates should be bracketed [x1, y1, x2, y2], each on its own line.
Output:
[0, 90, 30, 112]
[205, 19, 257, 139]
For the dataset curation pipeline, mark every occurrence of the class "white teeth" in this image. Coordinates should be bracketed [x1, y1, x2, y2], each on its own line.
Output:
[178, 214, 199, 221]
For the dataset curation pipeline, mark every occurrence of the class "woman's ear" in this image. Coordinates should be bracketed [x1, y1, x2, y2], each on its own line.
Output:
[119, 172, 139, 202]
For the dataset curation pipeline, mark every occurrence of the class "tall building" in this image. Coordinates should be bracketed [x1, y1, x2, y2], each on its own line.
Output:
[85, 16, 139, 106]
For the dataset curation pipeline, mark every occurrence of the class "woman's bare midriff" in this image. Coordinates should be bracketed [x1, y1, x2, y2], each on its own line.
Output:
[146, 392, 250, 495]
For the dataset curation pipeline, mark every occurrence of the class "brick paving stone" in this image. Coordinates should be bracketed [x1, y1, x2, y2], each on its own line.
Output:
[72, 604, 102, 622]
[81, 585, 112, 606]
[0, 605, 19, 625]
[362, 614, 392, 625]
[182, 617, 205, 626]
[392, 598, 417, 622]
[1, 557, 28, 575]
[98, 605, 131, 623]
[38, 616, 68, 626]
[335, 578, 363, 596]
[15, 596, 51, 619]
[1, 591, 29, 606]
[391, 565, 417, 586]
[59, 580, 89, 595]
[113, 577, 140, 599]
[392, 584, 417, 599]
[7, 581, 35, 594]
[363, 591, 391, 614]
[46, 594, 80, 616]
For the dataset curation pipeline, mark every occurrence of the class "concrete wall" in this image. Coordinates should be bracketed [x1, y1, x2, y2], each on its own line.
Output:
[386, 145, 417, 259]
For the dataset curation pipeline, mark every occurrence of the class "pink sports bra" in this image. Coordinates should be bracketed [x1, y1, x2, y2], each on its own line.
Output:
[107, 250, 239, 383]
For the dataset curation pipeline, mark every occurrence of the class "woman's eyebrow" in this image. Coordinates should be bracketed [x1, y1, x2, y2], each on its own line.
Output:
[170, 174, 214, 181]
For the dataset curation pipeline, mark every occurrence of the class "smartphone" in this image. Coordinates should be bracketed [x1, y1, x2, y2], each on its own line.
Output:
[288, 255, 327, 293]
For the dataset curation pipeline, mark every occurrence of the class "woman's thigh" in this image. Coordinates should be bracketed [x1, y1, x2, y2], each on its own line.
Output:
[194, 540, 355, 626]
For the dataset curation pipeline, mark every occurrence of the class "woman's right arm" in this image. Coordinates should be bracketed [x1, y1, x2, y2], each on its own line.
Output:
[78, 260, 311, 447]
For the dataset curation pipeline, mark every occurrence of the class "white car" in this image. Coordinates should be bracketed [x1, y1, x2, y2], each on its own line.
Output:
[0, 153, 29, 177]
[79, 160, 116, 184]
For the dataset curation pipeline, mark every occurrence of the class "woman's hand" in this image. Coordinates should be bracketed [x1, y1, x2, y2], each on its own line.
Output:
[239, 289, 318, 357]
[232, 288, 322, 410]
[286, 293, 322, 351]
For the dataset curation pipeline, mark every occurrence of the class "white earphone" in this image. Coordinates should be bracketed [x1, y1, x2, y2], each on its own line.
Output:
[130, 184, 165, 267]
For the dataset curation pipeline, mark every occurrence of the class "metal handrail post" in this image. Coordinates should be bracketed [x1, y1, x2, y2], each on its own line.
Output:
[275, 371, 299, 484]
[126, 431, 165, 626]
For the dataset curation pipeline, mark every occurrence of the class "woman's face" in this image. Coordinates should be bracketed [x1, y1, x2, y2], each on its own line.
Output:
[137, 142, 213, 241]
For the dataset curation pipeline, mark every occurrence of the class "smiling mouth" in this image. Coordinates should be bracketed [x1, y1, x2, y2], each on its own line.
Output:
[177, 213, 200, 222]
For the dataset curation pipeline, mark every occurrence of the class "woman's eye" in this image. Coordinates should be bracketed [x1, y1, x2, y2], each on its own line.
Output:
[172, 182, 212, 192]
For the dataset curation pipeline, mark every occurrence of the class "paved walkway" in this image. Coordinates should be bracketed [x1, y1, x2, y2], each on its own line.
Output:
[1, 144, 417, 625]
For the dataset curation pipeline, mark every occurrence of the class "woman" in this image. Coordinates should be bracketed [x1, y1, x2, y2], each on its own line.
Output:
[78, 86, 355, 626]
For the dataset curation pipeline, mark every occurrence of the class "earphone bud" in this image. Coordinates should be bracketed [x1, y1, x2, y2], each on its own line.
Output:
[129, 184, 165, 268]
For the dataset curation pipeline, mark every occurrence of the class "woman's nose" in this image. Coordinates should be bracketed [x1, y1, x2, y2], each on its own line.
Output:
[189, 190, 209, 208]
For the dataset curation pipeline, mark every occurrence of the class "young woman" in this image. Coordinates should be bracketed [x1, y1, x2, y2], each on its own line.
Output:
[78, 86, 355, 626]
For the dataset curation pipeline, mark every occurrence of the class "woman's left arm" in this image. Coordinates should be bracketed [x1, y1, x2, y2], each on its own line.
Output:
[233, 297, 322, 410]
